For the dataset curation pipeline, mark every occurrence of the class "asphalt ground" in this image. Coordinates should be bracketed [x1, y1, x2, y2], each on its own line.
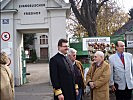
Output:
[15, 63, 133, 100]
[15, 63, 53, 100]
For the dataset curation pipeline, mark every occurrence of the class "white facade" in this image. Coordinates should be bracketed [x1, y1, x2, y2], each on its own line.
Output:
[1, 0, 70, 86]
[34, 33, 48, 60]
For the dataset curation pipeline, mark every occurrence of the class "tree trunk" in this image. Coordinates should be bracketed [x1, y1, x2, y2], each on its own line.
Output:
[69, 0, 109, 37]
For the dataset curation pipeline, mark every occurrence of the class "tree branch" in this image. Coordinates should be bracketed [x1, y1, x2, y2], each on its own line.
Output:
[97, 0, 109, 15]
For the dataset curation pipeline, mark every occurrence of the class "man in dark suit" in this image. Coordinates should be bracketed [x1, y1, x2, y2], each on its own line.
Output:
[49, 39, 77, 100]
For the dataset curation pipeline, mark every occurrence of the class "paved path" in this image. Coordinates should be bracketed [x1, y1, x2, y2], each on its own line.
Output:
[15, 63, 53, 100]
[15, 63, 127, 100]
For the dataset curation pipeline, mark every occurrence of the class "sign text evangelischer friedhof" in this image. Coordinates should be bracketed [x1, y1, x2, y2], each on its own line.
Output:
[82, 37, 110, 51]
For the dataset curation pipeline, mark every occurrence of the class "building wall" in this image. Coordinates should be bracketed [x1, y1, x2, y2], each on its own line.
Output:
[34, 33, 48, 59]
[1, 12, 15, 78]
[48, 9, 67, 58]
[1, 0, 70, 85]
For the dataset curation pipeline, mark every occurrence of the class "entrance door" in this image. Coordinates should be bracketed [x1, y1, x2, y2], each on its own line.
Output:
[40, 48, 48, 60]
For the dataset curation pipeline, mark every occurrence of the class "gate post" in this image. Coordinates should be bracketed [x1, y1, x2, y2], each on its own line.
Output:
[21, 48, 27, 84]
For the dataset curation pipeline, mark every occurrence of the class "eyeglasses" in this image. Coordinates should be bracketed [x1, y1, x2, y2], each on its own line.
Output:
[118, 45, 125, 47]
[61, 46, 69, 48]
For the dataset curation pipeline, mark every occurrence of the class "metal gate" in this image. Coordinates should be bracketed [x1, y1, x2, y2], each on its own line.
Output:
[21, 48, 27, 84]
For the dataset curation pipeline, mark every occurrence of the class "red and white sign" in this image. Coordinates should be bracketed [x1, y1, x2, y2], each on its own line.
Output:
[1, 32, 10, 41]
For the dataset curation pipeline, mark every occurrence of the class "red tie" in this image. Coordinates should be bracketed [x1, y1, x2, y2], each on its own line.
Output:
[120, 54, 125, 65]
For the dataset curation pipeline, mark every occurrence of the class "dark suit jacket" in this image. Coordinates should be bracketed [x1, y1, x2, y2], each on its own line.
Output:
[49, 53, 76, 100]
[75, 60, 85, 89]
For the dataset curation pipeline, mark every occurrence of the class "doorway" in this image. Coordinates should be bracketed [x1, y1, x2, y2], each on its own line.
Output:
[40, 48, 48, 60]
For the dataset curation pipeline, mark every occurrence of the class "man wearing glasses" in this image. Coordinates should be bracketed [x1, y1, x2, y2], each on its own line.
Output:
[49, 39, 77, 100]
[109, 41, 133, 100]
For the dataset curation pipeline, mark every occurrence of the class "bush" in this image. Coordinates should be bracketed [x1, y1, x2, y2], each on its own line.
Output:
[30, 49, 37, 63]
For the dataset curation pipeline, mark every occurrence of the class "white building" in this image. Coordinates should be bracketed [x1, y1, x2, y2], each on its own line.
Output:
[1, 0, 70, 86]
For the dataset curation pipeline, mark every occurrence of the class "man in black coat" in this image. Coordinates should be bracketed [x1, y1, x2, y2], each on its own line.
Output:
[49, 39, 77, 100]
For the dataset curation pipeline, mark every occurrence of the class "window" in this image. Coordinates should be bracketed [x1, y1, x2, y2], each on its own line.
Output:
[40, 35, 48, 45]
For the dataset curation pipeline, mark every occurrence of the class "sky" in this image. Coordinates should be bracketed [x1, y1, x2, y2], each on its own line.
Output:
[117, 0, 133, 12]
[64, 0, 133, 13]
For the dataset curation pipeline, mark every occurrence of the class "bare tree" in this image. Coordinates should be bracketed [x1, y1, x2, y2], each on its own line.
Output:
[66, 11, 88, 38]
[69, 0, 109, 36]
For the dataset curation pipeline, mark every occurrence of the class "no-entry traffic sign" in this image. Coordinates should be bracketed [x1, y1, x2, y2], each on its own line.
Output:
[1, 32, 10, 41]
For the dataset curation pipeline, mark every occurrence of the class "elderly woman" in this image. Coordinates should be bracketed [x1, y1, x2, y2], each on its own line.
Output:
[86, 51, 110, 100]
[0, 52, 14, 100]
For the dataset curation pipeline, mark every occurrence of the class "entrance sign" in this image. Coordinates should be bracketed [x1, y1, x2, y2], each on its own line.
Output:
[16, 0, 47, 24]
[83, 37, 110, 51]
[1, 32, 10, 41]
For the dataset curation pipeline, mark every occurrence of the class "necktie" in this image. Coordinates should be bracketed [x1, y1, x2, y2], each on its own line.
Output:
[120, 54, 125, 66]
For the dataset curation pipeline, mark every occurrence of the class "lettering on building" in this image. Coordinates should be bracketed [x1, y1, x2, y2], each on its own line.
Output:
[24, 12, 41, 15]
[19, 4, 45, 8]
[18, 3, 45, 16]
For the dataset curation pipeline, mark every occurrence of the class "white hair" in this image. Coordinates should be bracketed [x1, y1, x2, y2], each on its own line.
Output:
[67, 48, 77, 55]
[95, 51, 104, 58]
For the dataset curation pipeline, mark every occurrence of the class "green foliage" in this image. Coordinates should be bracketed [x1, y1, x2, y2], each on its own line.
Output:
[23, 34, 35, 50]
[30, 49, 37, 62]
[97, 1, 129, 36]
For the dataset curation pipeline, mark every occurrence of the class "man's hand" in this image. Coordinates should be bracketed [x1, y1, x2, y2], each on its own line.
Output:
[76, 89, 79, 96]
[111, 85, 116, 92]
[89, 82, 95, 89]
[58, 94, 64, 100]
